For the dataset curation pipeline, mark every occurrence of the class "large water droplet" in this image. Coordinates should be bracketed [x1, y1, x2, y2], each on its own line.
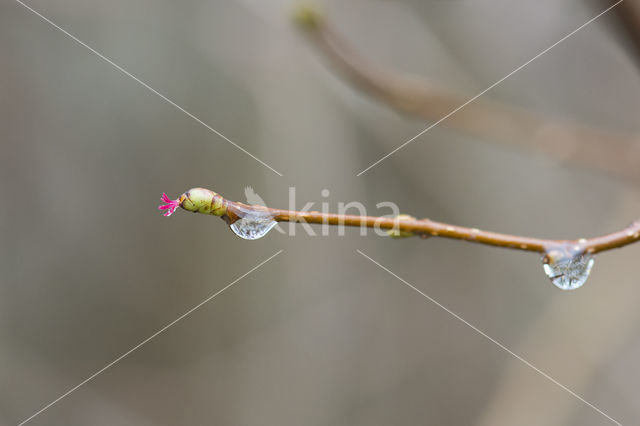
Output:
[229, 213, 278, 240]
[542, 249, 595, 290]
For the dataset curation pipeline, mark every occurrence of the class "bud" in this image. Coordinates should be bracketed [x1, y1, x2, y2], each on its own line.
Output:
[387, 214, 416, 238]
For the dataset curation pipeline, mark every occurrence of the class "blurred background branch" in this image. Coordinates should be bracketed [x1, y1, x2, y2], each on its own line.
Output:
[605, 0, 640, 67]
[294, 4, 640, 185]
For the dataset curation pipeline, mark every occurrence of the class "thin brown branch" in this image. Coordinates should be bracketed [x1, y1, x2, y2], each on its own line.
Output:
[293, 5, 640, 183]
[169, 188, 640, 256]
[269, 205, 640, 255]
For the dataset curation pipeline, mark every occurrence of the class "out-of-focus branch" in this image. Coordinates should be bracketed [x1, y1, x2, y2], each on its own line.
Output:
[604, 0, 640, 66]
[293, 4, 640, 184]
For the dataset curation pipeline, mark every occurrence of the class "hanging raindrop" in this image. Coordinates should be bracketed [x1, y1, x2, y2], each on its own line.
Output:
[229, 212, 278, 240]
[541, 248, 595, 290]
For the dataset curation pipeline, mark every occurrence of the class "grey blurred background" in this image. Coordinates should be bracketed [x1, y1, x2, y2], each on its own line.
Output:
[1, 0, 640, 425]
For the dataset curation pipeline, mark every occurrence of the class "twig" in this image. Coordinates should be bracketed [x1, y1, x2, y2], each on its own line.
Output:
[293, 4, 640, 184]
[160, 188, 640, 255]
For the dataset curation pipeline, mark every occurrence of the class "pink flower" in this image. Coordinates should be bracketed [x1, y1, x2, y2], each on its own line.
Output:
[158, 193, 180, 217]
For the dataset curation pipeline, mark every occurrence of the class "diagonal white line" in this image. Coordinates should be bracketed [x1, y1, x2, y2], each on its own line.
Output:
[356, 0, 623, 176]
[13, 0, 284, 177]
[16, 250, 283, 426]
[356, 249, 623, 426]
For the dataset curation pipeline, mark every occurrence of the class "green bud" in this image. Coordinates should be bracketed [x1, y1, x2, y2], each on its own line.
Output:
[180, 188, 226, 216]
[387, 214, 416, 238]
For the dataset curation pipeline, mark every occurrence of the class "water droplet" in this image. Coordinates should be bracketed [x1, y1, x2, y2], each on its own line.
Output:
[229, 212, 277, 240]
[541, 248, 595, 290]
